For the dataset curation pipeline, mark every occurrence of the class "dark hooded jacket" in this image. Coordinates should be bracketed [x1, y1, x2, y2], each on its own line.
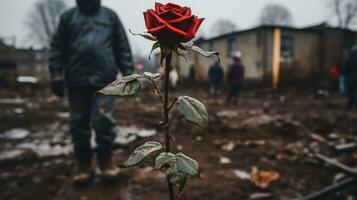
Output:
[227, 59, 245, 87]
[49, 0, 134, 88]
[209, 62, 224, 83]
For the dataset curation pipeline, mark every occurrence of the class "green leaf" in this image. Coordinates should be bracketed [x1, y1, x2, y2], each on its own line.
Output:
[97, 78, 141, 97]
[149, 42, 161, 59]
[129, 29, 157, 41]
[175, 96, 209, 129]
[155, 152, 176, 169]
[120, 141, 162, 168]
[143, 72, 160, 80]
[176, 153, 199, 177]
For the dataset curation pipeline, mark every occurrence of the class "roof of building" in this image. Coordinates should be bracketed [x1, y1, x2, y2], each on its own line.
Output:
[196, 22, 357, 43]
[0, 39, 10, 49]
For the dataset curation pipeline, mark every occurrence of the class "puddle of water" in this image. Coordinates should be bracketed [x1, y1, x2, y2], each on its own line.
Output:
[0, 98, 25, 104]
[0, 129, 30, 140]
[115, 127, 157, 145]
[17, 143, 72, 157]
[0, 149, 27, 161]
[56, 112, 70, 118]
[13, 108, 24, 114]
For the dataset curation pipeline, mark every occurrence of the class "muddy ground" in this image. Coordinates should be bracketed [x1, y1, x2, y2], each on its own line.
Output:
[0, 87, 356, 200]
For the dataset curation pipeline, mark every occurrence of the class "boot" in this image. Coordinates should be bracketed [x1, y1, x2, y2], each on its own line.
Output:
[72, 164, 94, 187]
[99, 157, 120, 183]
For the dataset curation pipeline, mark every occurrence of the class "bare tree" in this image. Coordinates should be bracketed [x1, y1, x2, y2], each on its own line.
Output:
[210, 19, 237, 37]
[259, 4, 293, 26]
[26, 0, 67, 47]
[330, 0, 357, 29]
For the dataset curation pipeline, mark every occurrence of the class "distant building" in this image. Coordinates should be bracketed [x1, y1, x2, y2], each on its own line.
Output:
[15, 47, 49, 84]
[0, 38, 49, 88]
[0, 39, 17, 88]
[172, 23, 357, 88]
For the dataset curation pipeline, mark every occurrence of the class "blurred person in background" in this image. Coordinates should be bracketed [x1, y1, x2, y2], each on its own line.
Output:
[188, 64, 196, 83]
[329, 65, 340, 91]
[342, 45, 357, 111]
[226, 51, 245, 105]
[49, 0, 134, 186]
[337, 63, 346, 95]
[208, 61, 224, 95]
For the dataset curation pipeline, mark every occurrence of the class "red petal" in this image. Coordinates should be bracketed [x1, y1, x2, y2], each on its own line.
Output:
[185, 17, 204, 40]
[165, 23, 189, 38]
[144, 11, 158, 30]
[181, 7, 191, 16]
[169, 15, 194, 32]
[148, 9, 167, 25]
[165, 3, 182, 10]
[158, 9, 182, 21]
[147, 24, 166, 35]
[155, 2, 163, 12]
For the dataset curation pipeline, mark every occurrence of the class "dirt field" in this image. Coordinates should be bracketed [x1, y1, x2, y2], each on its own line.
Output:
[0, 88, 356, 200]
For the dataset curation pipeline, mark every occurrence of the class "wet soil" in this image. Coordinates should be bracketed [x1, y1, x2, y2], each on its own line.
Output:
[0, 88, 356, 200]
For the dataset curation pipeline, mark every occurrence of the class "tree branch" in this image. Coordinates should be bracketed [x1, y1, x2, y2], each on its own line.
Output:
[315, 153, 357, 176]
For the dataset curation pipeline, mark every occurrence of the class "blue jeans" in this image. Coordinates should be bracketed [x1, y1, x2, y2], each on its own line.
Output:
[68, 87, 116, 165]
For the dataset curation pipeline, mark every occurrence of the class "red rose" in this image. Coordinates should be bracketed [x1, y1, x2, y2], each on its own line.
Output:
[144, 2, 204, 45]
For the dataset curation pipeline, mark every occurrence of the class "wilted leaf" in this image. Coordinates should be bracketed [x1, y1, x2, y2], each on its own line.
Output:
[173, 47, 188, 62]
[149, 42, 161, 59]
[120, 141, 162, 168]
[175, 96, 209, 129]
[155, 152, 176, 169]
[191, 45, 220, 62]
[129, 29, 157, 41]
[97, 79, 141, 97]
[143, 72, 160, 79]
[120, 74, 142, 82]
[181, 42, 220, 62]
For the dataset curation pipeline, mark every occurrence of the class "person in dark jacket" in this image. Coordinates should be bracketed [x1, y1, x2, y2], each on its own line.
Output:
[49, 0, 134, 185]
[342, 45, 357, 111]
[226, 52, 245, 105]
[208, 61, 224, 95]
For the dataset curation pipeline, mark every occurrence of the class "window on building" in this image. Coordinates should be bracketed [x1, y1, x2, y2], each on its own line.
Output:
[35, 52, 44, 61]
[281, 36, 294, 57]
[227, 37, 236, 57]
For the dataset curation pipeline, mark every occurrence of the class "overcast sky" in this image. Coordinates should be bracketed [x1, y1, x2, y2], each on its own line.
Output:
[0, 0, 342, 55]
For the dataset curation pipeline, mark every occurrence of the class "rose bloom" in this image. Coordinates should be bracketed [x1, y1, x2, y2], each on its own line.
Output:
[144, 3, 204, 45]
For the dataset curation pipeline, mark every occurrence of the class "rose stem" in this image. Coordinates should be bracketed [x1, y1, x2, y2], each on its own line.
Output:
[163, 53, 175, 200]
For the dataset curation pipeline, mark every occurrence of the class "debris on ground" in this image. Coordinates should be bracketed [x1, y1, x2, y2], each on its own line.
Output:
[233, 169, 250, 180]
[0, 128, 30, 140]
[249, 192, 272, 199]
[220, 156, 231, 165]
[250, 167, 280, 189]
